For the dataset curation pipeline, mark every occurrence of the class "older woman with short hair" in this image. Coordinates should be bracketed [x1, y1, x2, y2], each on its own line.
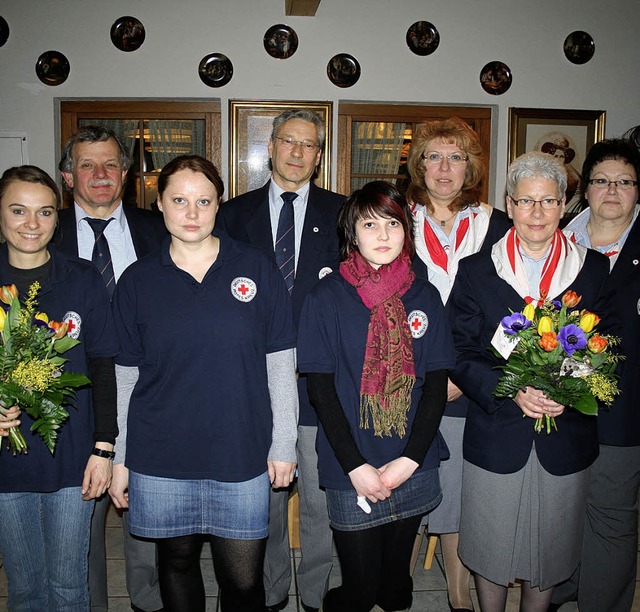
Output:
[448, 152, 613, 612]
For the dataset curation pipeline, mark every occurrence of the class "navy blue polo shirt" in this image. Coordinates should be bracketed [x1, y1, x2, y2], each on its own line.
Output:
[113, 232, 296, 482]
[0, 245, 118, 493]
[298, 273, 456, 490]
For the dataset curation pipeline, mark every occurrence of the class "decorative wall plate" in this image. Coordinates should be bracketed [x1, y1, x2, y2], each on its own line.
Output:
[327, 53, 361, 88]
[264, 24, 298, 59]
[480, 61, 512, 95]
[0, 16, 9, 47]
[198, 53, 233, 88]
[110, 16, 145, 52]
[35, 50, 70, 86]
[564, 31, 595, 65]
[406, 21, 440, 56]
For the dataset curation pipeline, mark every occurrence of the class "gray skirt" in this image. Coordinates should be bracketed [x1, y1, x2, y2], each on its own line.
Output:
[458, 448, 590, 590]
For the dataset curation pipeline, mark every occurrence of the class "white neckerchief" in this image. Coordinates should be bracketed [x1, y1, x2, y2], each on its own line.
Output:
[412, 202, 492, 303]
[491, 227, 586, 304]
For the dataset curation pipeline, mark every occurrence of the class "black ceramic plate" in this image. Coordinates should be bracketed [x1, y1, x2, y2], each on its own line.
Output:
[480, 61, 512, 95]
[264, 24, 298, 59]
[0, 16, 9, 47]
[327, 53, 361, 88]
[198, 53, 233, 87]
[564, 31, 595, 65]
[110, 16, 145, 52]
[35, 50, 70, 86]
[406, 21, 440, 56]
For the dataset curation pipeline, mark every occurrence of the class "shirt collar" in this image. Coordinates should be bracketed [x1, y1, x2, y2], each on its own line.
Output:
[269, 179, 311, 206]
[74, 201, 126, 232]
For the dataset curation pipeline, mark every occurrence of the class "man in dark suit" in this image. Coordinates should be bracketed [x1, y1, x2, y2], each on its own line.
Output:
[217, 109, 344, 612]
[55, 125, 166, 612]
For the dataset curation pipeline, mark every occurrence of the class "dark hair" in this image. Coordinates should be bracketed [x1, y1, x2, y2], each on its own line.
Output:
[337, 180, 415, 260]
[580, 139, 640, 205]
[406, 117, 485, 213]
[622, 125, 640, 153]
[59, 125, 132, 174]
[0, 165, 61, 209]
[271, 109, 325, 148]
[157, 155, 224, 200]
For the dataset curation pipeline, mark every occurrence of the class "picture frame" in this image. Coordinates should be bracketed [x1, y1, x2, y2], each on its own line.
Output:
[508, 107, 606, 207]
[228, 100, 332, 199]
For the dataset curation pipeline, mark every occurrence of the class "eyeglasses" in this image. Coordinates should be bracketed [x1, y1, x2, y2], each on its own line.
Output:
[274, 136, 320, 152]
[421, 152, 468, 165]
[509, 197, 562, 209]
[587, 178, 638, 190]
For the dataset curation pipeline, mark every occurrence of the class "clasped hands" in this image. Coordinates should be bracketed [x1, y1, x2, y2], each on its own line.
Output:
[348, 457, 419, 505]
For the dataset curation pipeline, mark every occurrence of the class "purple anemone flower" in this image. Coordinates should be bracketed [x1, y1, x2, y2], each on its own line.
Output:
[557, 324, 587, 356]
[551, 300, 562, 310]
[501, 312, 532, 336]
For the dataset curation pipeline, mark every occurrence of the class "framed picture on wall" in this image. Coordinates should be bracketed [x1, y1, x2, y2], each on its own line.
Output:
[508, 107, 606, 208]
[228, 100, 332, 199]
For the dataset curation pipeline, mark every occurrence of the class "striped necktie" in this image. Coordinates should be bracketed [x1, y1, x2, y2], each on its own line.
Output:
[85, 217, 116, 299]
[275, 192, 297, 293]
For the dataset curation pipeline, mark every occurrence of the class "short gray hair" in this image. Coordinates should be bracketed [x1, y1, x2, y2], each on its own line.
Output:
[270, 109, 325, 148]
[59, 125, 132, 174]
[506, 151, 567, 197]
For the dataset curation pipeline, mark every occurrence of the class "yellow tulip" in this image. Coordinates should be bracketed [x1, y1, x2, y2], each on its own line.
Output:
[522, 304, 536, 321]
[34, 312, 49, 324]
[0, 307, 5, 332]
[537, 316, 553, 335]
[579, 311, 600, 333]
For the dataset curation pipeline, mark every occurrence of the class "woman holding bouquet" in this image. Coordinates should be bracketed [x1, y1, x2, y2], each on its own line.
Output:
[447, 152, 613, 612]
[108, 155, 298, 612]
[0, 165, 118, 610]
[297, 181, 455, 611]
[551, 138, 640, 612]
[406, 117, 511, 612]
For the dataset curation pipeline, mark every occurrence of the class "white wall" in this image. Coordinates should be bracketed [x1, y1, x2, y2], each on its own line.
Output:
[1, 0, 639, 203]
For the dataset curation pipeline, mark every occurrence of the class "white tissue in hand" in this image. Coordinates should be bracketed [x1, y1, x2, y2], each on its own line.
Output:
[357, 495, 371, 514]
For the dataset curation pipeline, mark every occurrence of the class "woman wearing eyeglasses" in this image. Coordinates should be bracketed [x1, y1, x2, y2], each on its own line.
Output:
[447, 152, 613, 612]
[406, 118, 510, 612]
[551, 139, 640, 612]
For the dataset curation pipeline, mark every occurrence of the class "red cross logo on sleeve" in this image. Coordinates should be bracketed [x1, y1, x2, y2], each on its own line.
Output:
[407, 310, 428, 339]
[231, 277, 257, 302]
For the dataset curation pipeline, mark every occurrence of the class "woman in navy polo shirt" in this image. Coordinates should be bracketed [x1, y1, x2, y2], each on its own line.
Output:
[298, 181, 455, 612]
[0, 165, 118, 610]
[109, 156, 298, 612]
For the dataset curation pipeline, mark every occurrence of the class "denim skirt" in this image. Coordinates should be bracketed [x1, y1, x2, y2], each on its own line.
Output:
[326, 467, 441, 531]
[128, 470, 270, 540]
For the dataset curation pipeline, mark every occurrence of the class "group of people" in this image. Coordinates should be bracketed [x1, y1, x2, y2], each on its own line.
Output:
[0, 109, 637, 612]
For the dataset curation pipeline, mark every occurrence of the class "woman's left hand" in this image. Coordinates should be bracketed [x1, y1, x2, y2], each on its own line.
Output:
[82, 444, 114, 500]
[267, 460, 296, 489]
[515, 387, 565, 420]
[378, 457, 419, 490]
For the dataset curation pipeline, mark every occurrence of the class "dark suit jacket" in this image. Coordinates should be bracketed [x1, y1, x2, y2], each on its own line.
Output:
[54, 205, 167, 261]
[596, 215, 640, 446]
[448, 248, 612, 476]
[217, 180, 345, 425]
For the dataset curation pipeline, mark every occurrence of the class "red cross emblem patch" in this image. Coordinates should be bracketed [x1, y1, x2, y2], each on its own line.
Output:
[407, 310, 428, 339]
[231, 277, 257, 302]
[63, 311, 82, 340]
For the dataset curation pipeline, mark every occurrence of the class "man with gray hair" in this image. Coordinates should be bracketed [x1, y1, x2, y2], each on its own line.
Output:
[218, 109, 344, 612]
[55, 125, 166, 612]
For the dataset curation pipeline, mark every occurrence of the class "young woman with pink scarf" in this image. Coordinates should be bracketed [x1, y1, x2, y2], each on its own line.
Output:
[297, 181, 455, 611]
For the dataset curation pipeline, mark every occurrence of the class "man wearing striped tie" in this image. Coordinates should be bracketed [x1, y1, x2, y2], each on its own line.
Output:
[56, 125, 166, 612]
[218, 109, 344, 612]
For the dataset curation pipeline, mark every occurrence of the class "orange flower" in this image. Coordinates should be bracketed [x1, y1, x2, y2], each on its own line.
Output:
[562, 290, 581, 308]
[587, 334, 608, 354]
[579, 311, 600, 333]
[48, 320, 69, 339]
[539, 331, 558, 352]
[0, 284, 18, 305]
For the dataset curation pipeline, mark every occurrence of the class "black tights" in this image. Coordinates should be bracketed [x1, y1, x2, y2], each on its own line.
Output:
[157, 534, 266, 612]
[323, 514, 422, 612]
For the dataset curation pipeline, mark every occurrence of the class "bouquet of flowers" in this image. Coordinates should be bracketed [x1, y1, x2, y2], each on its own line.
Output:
[493, 290, 621, 433]
[0, 282, 90, 455]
